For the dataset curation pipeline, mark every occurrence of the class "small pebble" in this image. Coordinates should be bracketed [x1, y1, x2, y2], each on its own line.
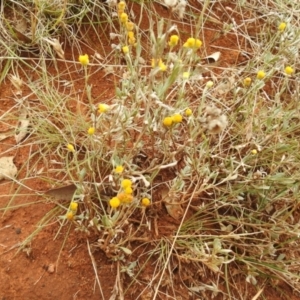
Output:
[15, 228, 21, 234]
[47, 263, 55, 273]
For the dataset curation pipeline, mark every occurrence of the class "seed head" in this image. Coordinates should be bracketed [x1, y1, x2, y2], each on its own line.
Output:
[117, 192, 133, 204]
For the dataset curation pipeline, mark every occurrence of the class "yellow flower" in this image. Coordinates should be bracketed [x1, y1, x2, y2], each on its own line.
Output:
[278, 22, 286, 32]
[67, 144, 75, 152]
[172, 113, 183, 123]
[78, 54, 89, 66]
[183, 37, 202, 49]
[257, 70, 265, 80]
[109, 197, 121, 208]
[118, 1, 126, 11]
[122, 46, 129, 54]
[120, 12, 128, 23]
[70, 202, 78, 211]
[185, 108, 192, 117]
[151, 58, 158, 68]
[128, 36, 136, 45]
[206, 81, 214, 88]
[284, 66, 294, 76]
[182, 72, 190, 79]
[115, 165, 124, 174]
[124, 187, 133, 194]
[121, 179, 132, 189]
[168, 35, 179, 47]
[158, 60, 167, 72]
[251, 149, 257, 155]
[127, 31, 135, 39]
[117, 193, 133, 204]
[163, 116, 173, 127]
[126, 21, 135, 31]
[243, 77, 252, 87]
[66, 211, 74, 220]
[98, 103, 110, 113]
[88, 127, 95, 135]
[141, 197, 151, 207]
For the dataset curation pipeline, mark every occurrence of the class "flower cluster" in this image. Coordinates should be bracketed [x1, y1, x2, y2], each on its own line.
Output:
[183, 37, 202, 49]
[163, 113, 183, 127]
[109, 179, 134, 208]
[66, 202, 78, 220]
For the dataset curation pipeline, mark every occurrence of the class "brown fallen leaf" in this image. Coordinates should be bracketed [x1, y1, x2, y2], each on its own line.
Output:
[0, 156, 18, 181]
[161, 186, 183, 220]
[45, 184, 77, 201]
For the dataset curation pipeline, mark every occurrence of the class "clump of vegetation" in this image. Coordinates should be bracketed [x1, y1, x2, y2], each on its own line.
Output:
[1, 0, 300, 298]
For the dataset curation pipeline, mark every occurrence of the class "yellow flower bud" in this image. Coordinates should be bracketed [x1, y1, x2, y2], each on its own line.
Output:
[124, 187, 133, 194]
[141, 197, 151, 207]
[168, 35, 179, 47]
[115, 165, 124, 174]
[278, 22, 286, 32]
[121, 179, 132, 189]
[87, 127, 95, 135]
[172, 113, 183, 123]
[118, 1, 126, 11]
[284, 66, 294, 76]
[158, 60, 167, 71]
[185, 108, 192, 117]
[243, 77, 252, 87]
[120, 12, 128, 24]
[109, 197, 121, 208]
[126, 21, 135, 31]
[257, 70, 265, 80]
[67, 144, 75, 152]
[66, 211, 74, 220]
[122, 46, 129, 54]
[163, 117, 173, 127]
[78, 54, 89, 66]
[182, 72, 190, 79]
[70, 202, 78, 211]
[98, 103, 110, 113]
